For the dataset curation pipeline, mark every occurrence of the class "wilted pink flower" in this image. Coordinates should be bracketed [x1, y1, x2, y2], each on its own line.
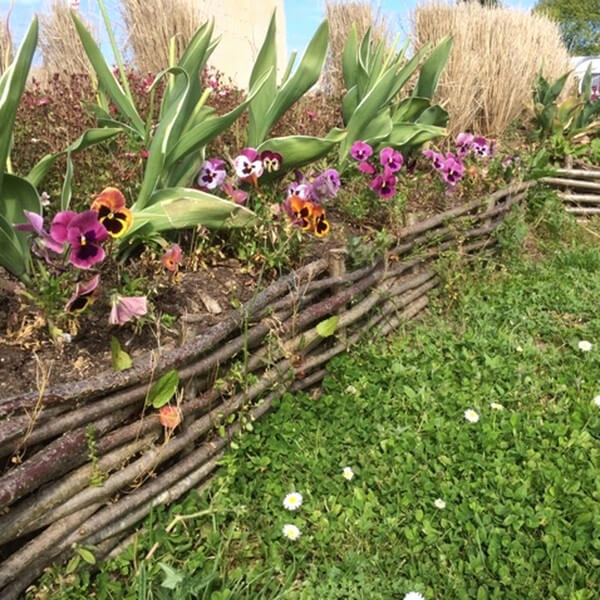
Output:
[15, 210, 65, 253]
[222, 181, 248, 205]
[159, 405, 182, 429]
[65, 275, 100, 313]
[140, 150, 149, 159]
[35, 97, 51, 107]
[350, 141, 373, 161]
[162, 244, 182, 272]
[109, 295, 148, 325]
[379, 147, 403, 172]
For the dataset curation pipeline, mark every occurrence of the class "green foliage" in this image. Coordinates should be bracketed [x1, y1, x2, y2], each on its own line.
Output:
[147, 370, 180, 409]
[534, 0, 600, 55]
[110, 336, 133, 372]
[339, 28, 451, 165]
[37, 236, 600, 599]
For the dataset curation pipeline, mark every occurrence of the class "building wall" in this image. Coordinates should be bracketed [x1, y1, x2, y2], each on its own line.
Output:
[198, 0, 287, 89]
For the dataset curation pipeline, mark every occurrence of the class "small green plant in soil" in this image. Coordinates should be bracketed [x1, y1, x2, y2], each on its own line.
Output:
[34, 230, 600, 599]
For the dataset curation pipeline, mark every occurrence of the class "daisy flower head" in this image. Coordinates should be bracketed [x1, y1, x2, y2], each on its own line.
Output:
[282, 524, 301, 540]
[490, 402, 504, 411]
[283, 492, 303, 511]
[578, 340, 592, 352]
[434, 498, 446, 509]
[464, 409, 479, 423]
[403, 593, 425, 600]
[593, 396, 600, 408]
[342, 467, 354, 481]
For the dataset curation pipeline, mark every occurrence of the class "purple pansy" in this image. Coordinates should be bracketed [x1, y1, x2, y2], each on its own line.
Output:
[14, 210, 65, 253]
[380, 147, 404, 172]
[370, 168, 397, 198]
[260, 150, 283, 173]
[455, 132, 474, 157]
[441, 156, 463, 187]
[423, 149, 445, 170]
[233, 148, 264, 181]
[358, 161, 376, 175]
[196, 158, 226, 190]
[350, 141, 373, 162]
[50, 210, 77, 245]
[287, 181, 311, 199]
[472, 136, 491, 158]
[310, 169, 341, 202]
[109, 295, 148, 325]
[65, 275, 100, 312]
[66, 210, 108, 269]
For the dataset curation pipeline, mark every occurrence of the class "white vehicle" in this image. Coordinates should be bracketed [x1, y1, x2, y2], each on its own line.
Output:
[571, 56, 600, 94]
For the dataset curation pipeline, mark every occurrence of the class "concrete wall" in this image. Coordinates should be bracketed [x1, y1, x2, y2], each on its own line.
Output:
[198, 0, 287, 89]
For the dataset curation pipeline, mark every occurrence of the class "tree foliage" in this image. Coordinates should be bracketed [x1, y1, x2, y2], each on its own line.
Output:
[534, 0, 600, 55]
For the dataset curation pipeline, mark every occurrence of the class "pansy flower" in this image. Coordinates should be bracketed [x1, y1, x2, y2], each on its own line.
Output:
[233, 148, 264, 184]
[65, 274, 100, 312]
[109, 295, 148, 325]
[289, 196, 314, 230]
[310, 169, 341, 202]
[195, 158, 226, 190]
[423, 149, 445, 170]
[350, 141, 373, 161]
[380, 147, 404, 172]
[311, 204, 330, 238]
[91, 187, 133, 238]
[370, 168, 397, 198]
[260, 150, 283, 173]
[222, 181, 248, 205]
[472, 136, 494, 158]
[455, 132, 474, 157]
[66, 210, 108, 269]
[161, 243, 182, 272]
[441, 156, 463, 187]
[287, 181, 311, 200]
[14, 210, 65, 254]
[358, 161, 376, 175]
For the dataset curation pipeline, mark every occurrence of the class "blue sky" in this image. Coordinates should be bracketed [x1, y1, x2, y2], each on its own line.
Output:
[3, 0, 537, 61]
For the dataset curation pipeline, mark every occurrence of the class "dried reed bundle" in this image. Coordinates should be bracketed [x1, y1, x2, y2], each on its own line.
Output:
[412, 1, 571, 137]
[0, 6, 13, 75]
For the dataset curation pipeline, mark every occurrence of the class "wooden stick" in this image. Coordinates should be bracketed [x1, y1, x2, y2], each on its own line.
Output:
[542, 177, 600, 191]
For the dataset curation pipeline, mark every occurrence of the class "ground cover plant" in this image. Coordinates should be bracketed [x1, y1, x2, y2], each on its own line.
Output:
[32, 214, 600, 599]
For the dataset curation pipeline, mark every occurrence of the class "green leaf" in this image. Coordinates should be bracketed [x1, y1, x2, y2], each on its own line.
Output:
[147, 370, 180, 409]
[75, 547, 96, 565]
[0, 17, 38, 189]
[27, 128, 122, 188]
[342, 25, 358, 91]
[388, 123, 446, 148]
[158, 562, 184, 590]
[126, 187, 256, 238]
[316, 315, 340, 338]
[0, 213, 27, 279]
[71, 11, 145, 137]
[65, 555, 81, 575]
[61, 153, 73, 212]
[413, 36, 453, 101]
[392, 97, 431, 123]
[111, 336, 133, 372]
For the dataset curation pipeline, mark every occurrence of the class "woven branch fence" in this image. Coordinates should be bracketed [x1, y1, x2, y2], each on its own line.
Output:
[541, 167, 600, 218]
[0, 175, 583, 599]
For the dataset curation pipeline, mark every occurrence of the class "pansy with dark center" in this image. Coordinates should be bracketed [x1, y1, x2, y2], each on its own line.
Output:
[455, 132, 474, 157]
[195, 158, 226, 190]
[441, 156, 464, 187]
[350, 141, 373, 162]
[289, 195, 314, 230]
[66, 210, 108, 269]
[311, 204, 330, 238]
[310, 169, 341, 202]
[260, 150, 283, 173]
[91, 188, 132, 238]
[472, 136, 492, 158]
[162, 243, 182, 272]
[65, 274, 100, 312]
[234, 148, 264, 184]
[380, 147, 404, 172]
[423, 149, 445, 171]
[370, 168, 397, 199]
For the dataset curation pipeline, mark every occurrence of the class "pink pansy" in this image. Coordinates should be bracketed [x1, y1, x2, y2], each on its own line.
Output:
[358, 161, 376, 175]
[370, 168, 397, 198]
[455, 132, 474, 157]
[196, 158, 226, 190]
[65, 275, 100, 312]
[472, 136, 493, 158]
[423, 149, 445, 170]
[379, 147, 404, 172]
[441, 156, 463, 187]
[350, 141, 373, 161]
[65, 210, 108, 269]
[50, 210, 77, 245]
[109, 295, 148, 325]
[161, 244, 182, 272]
[310, 169, 341, 202]
[287, 181, 311, 200]
[233, 148, 264, 182]
[14, 210, 65, 253]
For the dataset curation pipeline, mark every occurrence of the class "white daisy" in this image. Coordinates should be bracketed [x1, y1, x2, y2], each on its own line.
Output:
[282, 524, 301, 540]
[283, 492, 303, 511]
[403, 593, 425, 600]
[593, 396, 600, 408]
[434, 498, 446, 509]
[490, 402, 504, 411]
[578, 340, 592, 352]
[342, 467, 354, 481]
[464, 409, 479, 423]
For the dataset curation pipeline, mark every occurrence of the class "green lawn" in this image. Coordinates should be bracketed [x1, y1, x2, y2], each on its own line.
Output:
[37, 235, 600, 600]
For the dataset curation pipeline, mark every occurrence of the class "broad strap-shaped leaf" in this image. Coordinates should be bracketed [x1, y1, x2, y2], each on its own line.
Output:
[247, 11, 278, 147]
[413, 36, 453, 101]
[166, 69, 272, 167]
[61, 153, 74, 211]
[1, 173, 42, 233]
[27, 127, 122, 187]
[342, 25, 358, 91]
[387, 123, 446, 150]
[257, 131, 345, 179]
[384, 44, 430, 106]
[543, 71, 570, 106]
[127, 187, 256, 237]
[0, 18, 37, 191]
[415, 105, 449, 127]
[342, 85, 359, 125]
[0, 213, 27, 279]
[361, 109, 393, 147]
[136, 68, 191, 210]
[71, 10, 145, 137]
[392, 97, 431, 123]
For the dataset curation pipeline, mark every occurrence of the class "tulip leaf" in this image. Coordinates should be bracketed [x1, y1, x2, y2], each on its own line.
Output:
[0, 214, 27, 279]
[316, 315, 340, 338]
[342, 25, 358, 91]
[413, 36, 453, 101]
[147, 370, 180, 409]
[392, 97, 431, 123]
[110, 336, 133, 372]
[416, 105, 449, 127]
